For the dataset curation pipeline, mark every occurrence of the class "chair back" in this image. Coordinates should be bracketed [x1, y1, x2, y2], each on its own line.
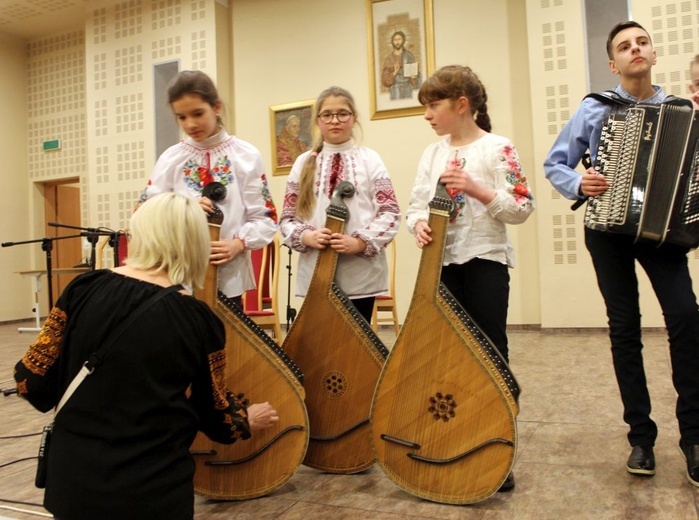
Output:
[116, 233, 128, 266]
[243, 235, 281, 316]
[243, 235, 282, 339]
[387, 237, 396, 298]
[243, 246, 268, 312]
[95, 232, 128, 269]
[371, 237, 399, 335]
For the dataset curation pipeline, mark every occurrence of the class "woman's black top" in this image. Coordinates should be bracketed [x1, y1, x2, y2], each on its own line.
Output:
[15, 270, 251, 520]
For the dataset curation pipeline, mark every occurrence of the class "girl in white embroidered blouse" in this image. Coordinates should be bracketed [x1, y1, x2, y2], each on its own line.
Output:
[139, 70, 277, 302]
[279, 86, 401, 322]
[405, 64, 535, 364]
[405, 64, 534, 493]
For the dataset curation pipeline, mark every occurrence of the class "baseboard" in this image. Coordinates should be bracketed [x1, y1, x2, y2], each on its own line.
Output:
[508, 324, 667, 334]
[0, 317, 45, 326]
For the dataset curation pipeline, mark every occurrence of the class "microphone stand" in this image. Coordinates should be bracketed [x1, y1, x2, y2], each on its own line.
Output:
[107, 231, 126, 267]
[2, 234, 84, 309]
[48, 222, 106, 270]
[283, 244, 297, 331]
[48, 222, 123, 269]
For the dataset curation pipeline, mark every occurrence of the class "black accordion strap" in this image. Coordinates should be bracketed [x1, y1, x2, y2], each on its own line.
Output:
[585, 90, 692, 108]
[584, 90, 634, 106]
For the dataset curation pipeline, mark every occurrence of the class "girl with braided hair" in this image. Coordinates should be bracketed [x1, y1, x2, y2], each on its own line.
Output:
[405, 66, 534, 492]
[279, 86, 400, 322]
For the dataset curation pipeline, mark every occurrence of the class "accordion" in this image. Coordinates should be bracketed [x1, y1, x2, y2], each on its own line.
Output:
[584, 99, 699, 248]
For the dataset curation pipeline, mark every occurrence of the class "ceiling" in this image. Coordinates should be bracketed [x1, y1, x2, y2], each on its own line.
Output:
[0, 0, 86, 41]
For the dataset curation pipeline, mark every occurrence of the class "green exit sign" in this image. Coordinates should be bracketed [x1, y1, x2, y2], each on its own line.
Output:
[42, 139, 61, 151]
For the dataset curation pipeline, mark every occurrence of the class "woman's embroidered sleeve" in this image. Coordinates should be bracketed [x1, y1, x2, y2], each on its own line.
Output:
[14, 306, 68, 413]
[487, 142, 535, 225]
[405, 149, 434, 233]
[280, 179, 315, 253]
[191, 322, 252, 444]
[234, 153, 278, 251]
[351, 151, 401, 258]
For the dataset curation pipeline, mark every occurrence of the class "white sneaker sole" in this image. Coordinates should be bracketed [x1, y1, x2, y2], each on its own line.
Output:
[678, 445, 699, 488]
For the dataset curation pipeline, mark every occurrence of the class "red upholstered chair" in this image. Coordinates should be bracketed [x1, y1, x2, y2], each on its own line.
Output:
[371, 238, 399, 335]
[95, 232, 128, 269]
[115, 233, 128, 266]
[243, 235, 282, 340]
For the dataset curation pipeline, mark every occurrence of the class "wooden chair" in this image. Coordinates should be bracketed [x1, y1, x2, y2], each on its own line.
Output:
[243, 234, 282, 340]
[95, 233, 128, 269]
[371, 238, 399, 335]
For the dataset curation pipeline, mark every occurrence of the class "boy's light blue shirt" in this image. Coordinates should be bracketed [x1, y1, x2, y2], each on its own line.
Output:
[543, 84, 665, 200]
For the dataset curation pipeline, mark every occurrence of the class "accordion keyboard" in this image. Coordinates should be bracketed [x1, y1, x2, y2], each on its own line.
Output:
[585, 108, 645, 229]
[681, 143, 699, 225]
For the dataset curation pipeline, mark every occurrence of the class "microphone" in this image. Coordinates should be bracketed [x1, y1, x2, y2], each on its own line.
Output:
[2, 388, 18, 396]
[48, 222, 102, 233]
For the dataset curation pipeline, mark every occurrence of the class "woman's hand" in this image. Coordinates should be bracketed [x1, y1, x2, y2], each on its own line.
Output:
[198, 196, 214, 215]
[246, 402, 279, 430]
[329, 233, 366, 255]
[414, 221, 432, 249]
[302, 228, 333, 250]
[440, 169, 495, 205]
[210, 238, 245, 265]
[579, 166, 609, 197]
[439, 168, 472, 192]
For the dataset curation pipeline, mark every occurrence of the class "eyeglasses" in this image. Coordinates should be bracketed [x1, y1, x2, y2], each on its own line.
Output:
[317, 111, 353, 124]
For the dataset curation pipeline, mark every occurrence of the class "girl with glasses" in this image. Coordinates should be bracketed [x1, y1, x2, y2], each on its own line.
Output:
[280, 86, 400, 322]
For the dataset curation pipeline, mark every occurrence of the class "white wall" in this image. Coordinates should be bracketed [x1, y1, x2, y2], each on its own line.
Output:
[230, 0, 540, 326]
[526, 0, 699, 328]
[3, 0, 698, 329]
[0, 34, 31, 322]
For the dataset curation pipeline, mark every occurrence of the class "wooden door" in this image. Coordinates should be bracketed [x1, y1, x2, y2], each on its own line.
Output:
[43, 181, 82, 302]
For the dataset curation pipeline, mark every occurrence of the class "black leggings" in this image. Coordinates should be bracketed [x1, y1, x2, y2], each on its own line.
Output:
[440, 258, 510, 362]
[350, 297, 376, 324]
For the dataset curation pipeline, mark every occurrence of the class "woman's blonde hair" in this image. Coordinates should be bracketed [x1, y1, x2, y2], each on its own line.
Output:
[296, 86, 361, 220]
[126, 193, 210, 288]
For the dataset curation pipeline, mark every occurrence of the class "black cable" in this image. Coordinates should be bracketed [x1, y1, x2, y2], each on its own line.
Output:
[0, 498, 45, 508]
[0, 432, 42, 440]
[0, 456, 37, 470]
[0, 460, 47, 514]
[0, 401, 48, 515]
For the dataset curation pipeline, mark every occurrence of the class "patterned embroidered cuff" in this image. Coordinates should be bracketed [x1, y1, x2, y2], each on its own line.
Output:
[351, 231, 377, 258]
[292, 225, 315, 253]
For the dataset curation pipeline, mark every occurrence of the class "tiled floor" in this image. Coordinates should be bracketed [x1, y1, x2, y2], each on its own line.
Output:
[0, 321, 697, 519]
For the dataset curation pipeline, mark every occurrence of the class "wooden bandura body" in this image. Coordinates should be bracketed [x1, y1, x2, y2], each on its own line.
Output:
[371, 183, 520, 504]
[281, 181, 389, 473]
[190, 206, 309, 500]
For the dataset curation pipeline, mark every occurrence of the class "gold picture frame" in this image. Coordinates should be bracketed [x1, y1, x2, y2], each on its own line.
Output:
[367, 0, 435, 120]
[269, 99, 315, 175]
